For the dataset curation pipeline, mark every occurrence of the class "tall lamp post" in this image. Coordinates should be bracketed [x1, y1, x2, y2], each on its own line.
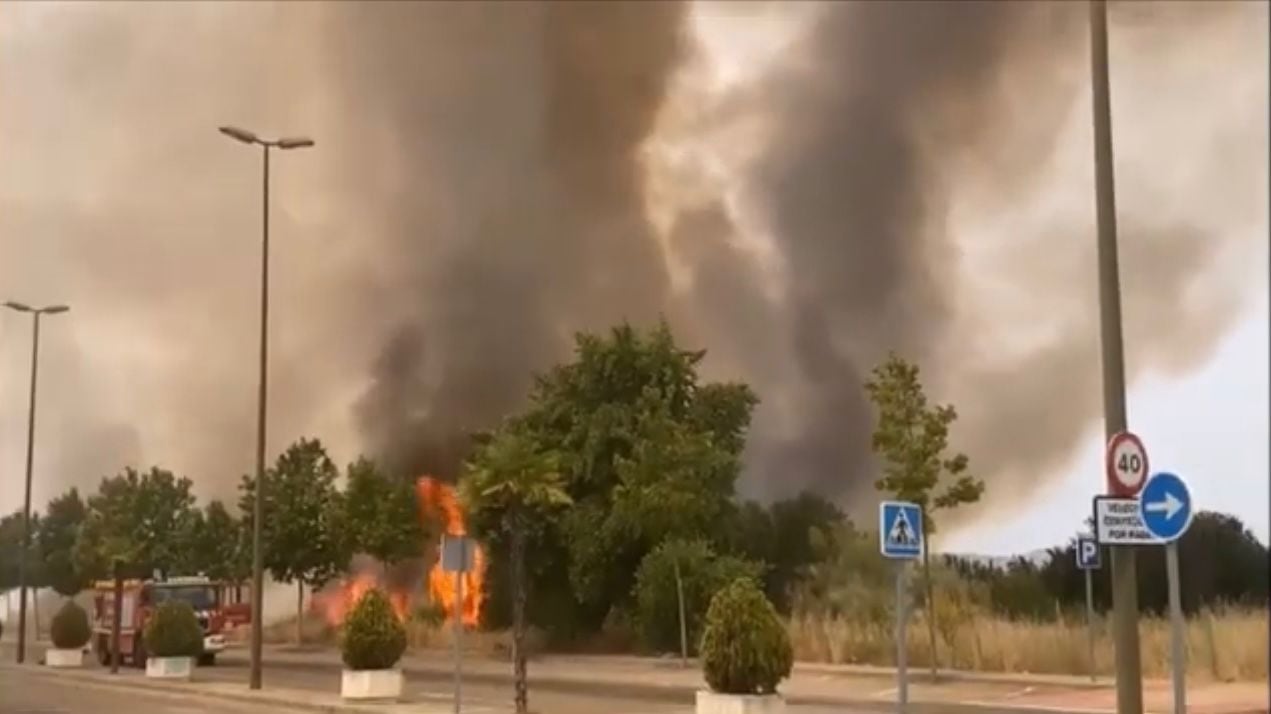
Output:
[218, 126, 314, 691]
[3, 300, 69, 664]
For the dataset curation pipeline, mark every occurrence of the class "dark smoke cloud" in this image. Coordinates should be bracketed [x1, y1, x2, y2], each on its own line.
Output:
[671, 0, 1265, 524]
[1, 1, 1264, 539]
[323, 1, 690, 479]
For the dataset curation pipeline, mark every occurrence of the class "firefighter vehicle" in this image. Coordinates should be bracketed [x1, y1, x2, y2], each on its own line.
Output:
[91, 575, 242, 667]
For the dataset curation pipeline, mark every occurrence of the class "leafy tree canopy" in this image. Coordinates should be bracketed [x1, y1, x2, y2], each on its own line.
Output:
[75, 466, 197, 580]
[38, 488, 90, 596]
[864, 353, 983, 532]
[239, 437, 346, 590]
[342, 457, 426, 566]
[508, 321, 758, 632]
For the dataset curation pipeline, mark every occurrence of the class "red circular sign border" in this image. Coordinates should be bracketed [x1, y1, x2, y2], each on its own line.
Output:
[1105, 431, 1149, 497]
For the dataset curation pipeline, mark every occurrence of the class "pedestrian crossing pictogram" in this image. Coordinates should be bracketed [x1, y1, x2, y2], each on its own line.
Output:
[879, 500, 923, 559]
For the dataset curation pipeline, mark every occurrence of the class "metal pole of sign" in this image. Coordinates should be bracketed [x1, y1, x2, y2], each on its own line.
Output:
[1165, 542, 1185, 714]
[1085, 568, 1097, 682]
[453, 541, 464, 714]
[895, 560, 908, 714]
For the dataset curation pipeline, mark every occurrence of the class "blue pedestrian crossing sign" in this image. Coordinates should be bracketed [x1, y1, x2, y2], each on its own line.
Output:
[1138, 472, 1194, 543]
[879, 501, 923, 559]
[1076, 536, 1101, 570]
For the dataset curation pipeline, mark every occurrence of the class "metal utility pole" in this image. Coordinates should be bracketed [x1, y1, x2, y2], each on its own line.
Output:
[3, 300, 69, 665]
[218, 126, 314, 690]
[1087, 3, 1143, 713]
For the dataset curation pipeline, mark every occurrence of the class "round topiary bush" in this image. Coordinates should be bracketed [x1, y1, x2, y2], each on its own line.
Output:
[144, 601, 204, 658]
[342, 588, 407, 671]
[50, 601, 92, 650]
[699, 578, 793, 695]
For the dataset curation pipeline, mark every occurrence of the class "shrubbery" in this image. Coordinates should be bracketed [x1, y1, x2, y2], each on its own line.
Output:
[700, 578, 793, 695]
[50, 601, 91, 649]
[144, 601, 204, 658]
[632, 539, 763, 654]
[342, 588, 406, 671]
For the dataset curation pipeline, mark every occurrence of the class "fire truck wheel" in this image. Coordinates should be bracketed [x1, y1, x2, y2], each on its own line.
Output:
[96, 638, 111, 666]
[198, 653, 216, 667]
[132, 637, 147, 669]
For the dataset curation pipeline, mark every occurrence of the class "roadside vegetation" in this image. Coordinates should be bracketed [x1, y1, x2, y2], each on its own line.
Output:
[1, 321, 1266, 682]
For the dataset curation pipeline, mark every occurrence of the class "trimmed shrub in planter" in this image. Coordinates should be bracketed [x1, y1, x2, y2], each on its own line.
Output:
[340, 588, 406, 701]
[143, 601, 203, 680]
[696, 578, 793, 714]
[47, 601, 92, 668]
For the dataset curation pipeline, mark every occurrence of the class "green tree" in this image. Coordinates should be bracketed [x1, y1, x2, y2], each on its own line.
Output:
[632, 538, 763, 654]
[512, 321, 758, 637]
[0, 510, 41, 592]
[37, 488, 89, 596]
[864, 353, 984, 677]
[240, 438, 345, 643]
[176, 500, 247, 584]
[75, 467, 198, 581]
[460, 426, 572, 714]
[341, 457, 425, 567]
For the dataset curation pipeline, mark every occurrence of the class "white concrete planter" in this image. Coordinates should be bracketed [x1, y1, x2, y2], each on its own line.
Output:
[145, 656, 194, 680]
[45, 648, 85, 668]
[696, 690, 786, 714]
[341, 669, 403, 701]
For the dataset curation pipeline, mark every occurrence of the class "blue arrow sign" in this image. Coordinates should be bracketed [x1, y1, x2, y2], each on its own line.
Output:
[1076, 536, 1101, 570]
[879, 501, 923, 559]
[1138, 472, 1194, 543]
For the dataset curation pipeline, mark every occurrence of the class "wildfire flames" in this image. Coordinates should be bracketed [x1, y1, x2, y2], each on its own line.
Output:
[310, 476, 486, 629]
[313, 572, 409, 625]
[418, 476, 486, 628]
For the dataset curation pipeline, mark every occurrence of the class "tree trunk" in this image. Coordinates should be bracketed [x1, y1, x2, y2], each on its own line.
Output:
[296, 581, 304, 645]
[511, 525, 529, 714]
[32, 588, 41, 642]
[110, 562, 123, 675]
[923, 534, 939, 680]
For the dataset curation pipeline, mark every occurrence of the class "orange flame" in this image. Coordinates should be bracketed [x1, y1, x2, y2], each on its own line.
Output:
[418, 476, 486, 627]
[312, 573, 409, 627]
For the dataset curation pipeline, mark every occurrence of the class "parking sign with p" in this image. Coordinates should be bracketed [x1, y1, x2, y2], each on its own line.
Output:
[1076, 536, 1101, 570]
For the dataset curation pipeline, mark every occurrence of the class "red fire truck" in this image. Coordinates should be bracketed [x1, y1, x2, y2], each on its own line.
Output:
[91, 575, 247, 667]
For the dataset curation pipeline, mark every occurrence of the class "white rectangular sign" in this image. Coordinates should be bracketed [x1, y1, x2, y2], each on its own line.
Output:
[1093, 497, 1161, 545]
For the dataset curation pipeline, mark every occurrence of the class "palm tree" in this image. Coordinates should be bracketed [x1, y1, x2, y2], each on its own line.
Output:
[459, 428, 572, 714]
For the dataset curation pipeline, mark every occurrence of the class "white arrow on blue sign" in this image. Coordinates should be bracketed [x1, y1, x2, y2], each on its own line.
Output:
[879, 501, 923, 559]
[1138, 472, 1194, 543]
[1076, 536, 1101, 570]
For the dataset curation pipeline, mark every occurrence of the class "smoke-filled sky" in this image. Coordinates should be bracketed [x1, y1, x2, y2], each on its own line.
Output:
[1, 1, 1266, 549]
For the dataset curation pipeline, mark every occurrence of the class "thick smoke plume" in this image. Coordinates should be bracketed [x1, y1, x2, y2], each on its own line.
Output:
[0, 2, 1264, 533]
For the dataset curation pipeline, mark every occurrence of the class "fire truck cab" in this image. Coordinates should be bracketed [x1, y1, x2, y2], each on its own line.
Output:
[91, 575, 231, 667]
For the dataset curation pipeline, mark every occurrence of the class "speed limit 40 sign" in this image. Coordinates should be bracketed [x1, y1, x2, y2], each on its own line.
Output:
[1106, 431, 1149, 497]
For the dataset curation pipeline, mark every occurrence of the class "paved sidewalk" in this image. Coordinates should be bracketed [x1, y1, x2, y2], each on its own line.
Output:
[250, 646, 1270, 714]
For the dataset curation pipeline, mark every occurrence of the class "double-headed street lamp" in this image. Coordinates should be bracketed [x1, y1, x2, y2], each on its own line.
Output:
[218, 126, 314, 691]
[3, 300, 69, 665]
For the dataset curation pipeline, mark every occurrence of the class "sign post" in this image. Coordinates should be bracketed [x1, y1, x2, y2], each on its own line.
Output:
[880, 501, 923, 714]
[441, 535, 475, 714]
[1076, 537, 1102, 681]
[1139, 473, 1194, 714]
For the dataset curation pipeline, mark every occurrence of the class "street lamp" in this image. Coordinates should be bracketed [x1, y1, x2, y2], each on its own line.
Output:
[218, 125, 314, 691]
[3, 300, 69, 664]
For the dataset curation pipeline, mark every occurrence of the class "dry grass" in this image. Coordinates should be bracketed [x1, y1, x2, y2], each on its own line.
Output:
[788, 606, 1268, 682]
[255, 604, 1266, 682]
